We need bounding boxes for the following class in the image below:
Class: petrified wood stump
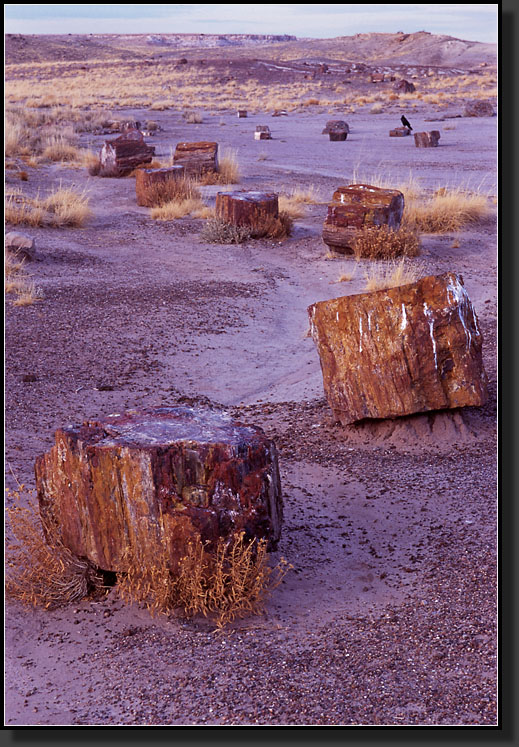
[389,126,411,137]
[414,131,441,148]
[322,184,405,253]
[322,120,350,135]
[463,100,495,117]
[35,407,284,573]
[307,273,488,426]
[329,129,348,141]
[135,165,185,206]
[215,191,278,227]
[394,79,416,93]
[173,141,219,176]
[99,130,155,177]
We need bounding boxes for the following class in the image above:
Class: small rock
[5,231,36,261]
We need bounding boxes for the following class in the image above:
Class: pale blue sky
[4,4,499,43]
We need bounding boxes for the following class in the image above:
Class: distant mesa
[145,34,297,48]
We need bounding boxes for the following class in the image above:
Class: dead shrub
[140,174,200,208]
[196,149,241,186]
[200,219,252,244]
[363,258,426,292]
[403,187,492,233]
[6,487,107,609]
[117,532,291,628]
[352,224,421,260]
[250,210,293,239]
[5,186,91,228]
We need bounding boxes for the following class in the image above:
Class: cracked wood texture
[172,141,219,176]
[414,131,441,148]
[322,184,404,253]
[35,407,283,572]
[135,165,185,206]
[308,273,488,425]
[215,191,278,226]
[99,130,155,176]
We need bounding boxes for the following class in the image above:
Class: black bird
[401,115,413,130]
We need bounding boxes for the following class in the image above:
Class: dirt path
[5,109,497,725]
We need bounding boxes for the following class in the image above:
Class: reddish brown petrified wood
[308,272,488,425]
[35,406,283,572]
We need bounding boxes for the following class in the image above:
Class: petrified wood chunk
[173,141,219,176]
[414,131,441,148]
[322,120,350,135]
[255,130,272,140]
[35,406,284,573]
[389,126,411,137]
[393,79,415,93]
[135,165,185,206]
[237,110,248,118]
[307,273,488,426]
[329,129,348,141]
[215,191,278,227]
[255,125,271,133]
[322,184,404,253]
[99,130,155,177]
[463,100,495,117]
[370,73,385,83]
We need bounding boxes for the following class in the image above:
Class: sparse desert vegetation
[5,185,92,227]
[5,27,497,728]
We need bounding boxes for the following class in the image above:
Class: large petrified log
[99,130,155,177]
[329,129,348,141]
[389,126,411,137]
[215,191,278,227]
[35,406,284,572]
[393,79,415,93]
[322,184,404,253]
[135,165,185,206]
[322,120,350,135]
[307,272,488,426]
[463,100,495,117]
[414,130,441,148]
[173,141,219,176]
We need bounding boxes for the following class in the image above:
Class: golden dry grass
[6,486,107,609]
[5,186,92,228]
[139,174,200,208]
[403,187,492,233]
[5,249,44,305]
[118,531,291,628]
[363,258,426,292]
[151,197,207,221]
[352,224,421,260]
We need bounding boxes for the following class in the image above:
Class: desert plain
[4,31,498,726]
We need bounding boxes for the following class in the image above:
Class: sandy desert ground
[5,35,498,727]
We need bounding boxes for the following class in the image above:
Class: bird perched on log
[401,115,413,130]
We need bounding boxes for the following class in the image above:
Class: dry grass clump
[6,487,107,609]
[118,532,291,628]
[183,109,203,123]
[5,252,44,305]
[279,184,324,217]
[200,219,252,244]
[403,187,492,233]
[5,186,92,228]
[352,224,421,260]
[141,175,201,208]
[6,484,290,627]
[151,197,208,221]
[201,211,292,243]
[196,149,241,186]
[364,258,426,292]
